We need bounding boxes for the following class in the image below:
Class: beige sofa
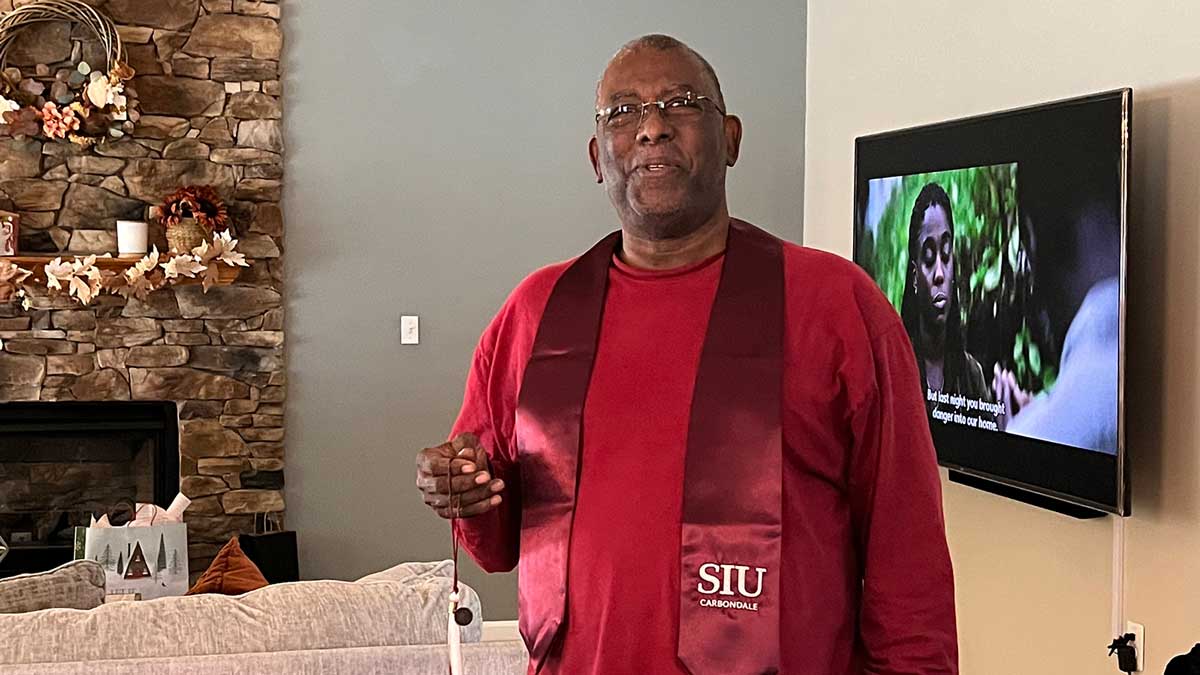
[0,560,528,674]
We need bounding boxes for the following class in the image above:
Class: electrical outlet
[1126,621,1145,672]
[401,315,420,345]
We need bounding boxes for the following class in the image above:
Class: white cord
[1111,515,1126,638]
[448,590,463,675]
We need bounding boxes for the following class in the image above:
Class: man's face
[917,203,954,331]
[589,48,740,239]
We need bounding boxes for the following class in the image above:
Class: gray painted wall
[282,1,805,619]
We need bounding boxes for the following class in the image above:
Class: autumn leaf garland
[45,253,103,305]
[0,261,30,302]
[0,231,249,310]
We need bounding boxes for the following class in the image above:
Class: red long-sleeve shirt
[452,241,958,674]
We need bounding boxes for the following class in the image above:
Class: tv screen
[853,89,1130,516]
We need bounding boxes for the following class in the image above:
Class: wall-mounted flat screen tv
[853,89,1131,516]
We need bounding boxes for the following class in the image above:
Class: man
[416,35,957,674]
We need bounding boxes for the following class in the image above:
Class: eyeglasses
[595,91,726,131]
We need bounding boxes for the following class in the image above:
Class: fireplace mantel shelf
[6,255,241,286]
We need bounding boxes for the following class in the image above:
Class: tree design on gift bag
[155,532,167,577]
[169,550,181,576]
[96,543,114,571]
[116,550,124,575]
[124,541,150,580]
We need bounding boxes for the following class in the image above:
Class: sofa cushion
[356,559,455,585]
[186,537,269,596]
[0,642,531,675]
[0,560,106,614]
[0,560,482,666]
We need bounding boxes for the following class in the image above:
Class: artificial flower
[36,102,80,140]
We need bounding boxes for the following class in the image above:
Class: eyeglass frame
[594,91,727,130]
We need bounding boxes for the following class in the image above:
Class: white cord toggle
[448,589,463,675]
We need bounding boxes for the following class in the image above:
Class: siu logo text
[696,563,766,612]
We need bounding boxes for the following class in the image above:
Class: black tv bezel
[852,89,1131,517]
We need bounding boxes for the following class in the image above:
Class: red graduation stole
[514,219,784,675]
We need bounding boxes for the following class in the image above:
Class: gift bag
[78,522,189,600]
[238,512,298,584]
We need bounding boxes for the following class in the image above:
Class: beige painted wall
[805,2,1200,673]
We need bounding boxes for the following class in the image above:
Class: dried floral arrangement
[0,231,249,310]
[0,0,136,147]
[159,186,231,232]
[157,185,231,253]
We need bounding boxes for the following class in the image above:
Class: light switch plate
[401,315,419,345]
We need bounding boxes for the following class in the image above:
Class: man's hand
[415,433,505,519]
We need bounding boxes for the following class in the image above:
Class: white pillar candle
[116,220,148,255]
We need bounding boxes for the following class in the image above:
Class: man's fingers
[453,448,488,474]
[435,494,502,519]
[416,453,482,486]
[423,480,505,508]
[415,441,482,474]
[415,443,455,474]
[417,470,493,495]
[418,448,486,476]
[454,496,502,517]
[451,433,481,454]
[417,433,497,519]
[450,434,490,471]
[417,455,451,478]
[451,454,482,475]
[417,455,497,491]
[472,446,491,469]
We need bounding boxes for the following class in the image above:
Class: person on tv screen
[901,183,994,411]
[997,198,1120,454]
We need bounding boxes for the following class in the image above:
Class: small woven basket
[166,218,208,254]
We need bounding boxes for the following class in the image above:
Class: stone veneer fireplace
[0,401,178,576]
[0,0,286,577]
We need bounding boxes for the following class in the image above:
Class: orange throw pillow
[186,536,269,596]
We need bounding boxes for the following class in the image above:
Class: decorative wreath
[0,0,136,147]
